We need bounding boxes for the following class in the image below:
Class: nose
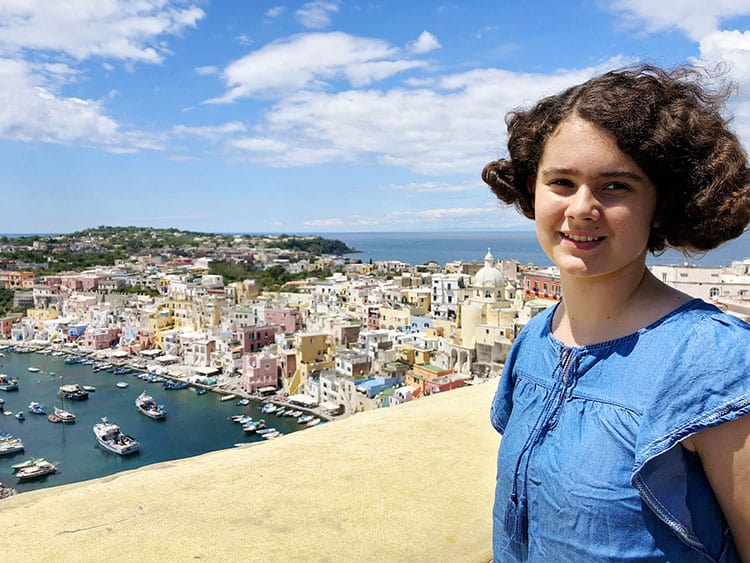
[566,186,600,221]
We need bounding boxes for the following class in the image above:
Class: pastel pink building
[241,351,279,394]
[263,307,301,334]
[238,325,279,354]
[83,327,121,350]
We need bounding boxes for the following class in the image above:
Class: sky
[2,1,750,235]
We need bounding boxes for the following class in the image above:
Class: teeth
[565,233,601,242]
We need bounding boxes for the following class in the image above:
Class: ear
[526,177,536,205]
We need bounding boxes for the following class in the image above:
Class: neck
[553,264,687,346]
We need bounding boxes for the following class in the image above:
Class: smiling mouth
[561,233,605,242]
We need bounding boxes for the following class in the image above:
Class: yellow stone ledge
[0,382,499,562]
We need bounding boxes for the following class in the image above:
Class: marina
[0,348,304,493]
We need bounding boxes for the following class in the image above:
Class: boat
[163,381,187,390]
[220,394,237,402]
[0,437,24,456]
[297,414,314,424]
[54,406,76,423]
[28,401,47,415]
[242,419,266,433]
[58,383,89,400]
[15,411,24,421]
[135,391,166,420]
[82,385,96,392]
[16,460,57,480]
[48,413,62,423]
[255,427,277,436]
[11,457,46,472]
[306,418,321,427]
[275,407,287,416]
[93,417,140,455]
[196,388,207,395]
[27,367,40,373]
[116,381,129,388]
[0,374,19,391]
[261,430,282,440]
[236,398,250,406]
[262,404,278,414]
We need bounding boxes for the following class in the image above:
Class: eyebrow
[539,167,645,181]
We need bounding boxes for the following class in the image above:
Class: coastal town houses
[4,238,748,420]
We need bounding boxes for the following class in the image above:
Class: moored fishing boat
[28,402,47,415]
[135,391,166,420]
[0,437,24,456]
[54,406,76,423]
[58,383,89,401]
[11,457,46,472]
[93,417,140,455]
[0,374,19,391]
[16,460,57,480]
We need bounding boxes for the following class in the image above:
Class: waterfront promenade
[0,380,497,562]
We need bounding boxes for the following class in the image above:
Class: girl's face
[532,116,658,282]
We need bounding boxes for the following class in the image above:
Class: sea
[330,230,750,268]
[0,351,302,494]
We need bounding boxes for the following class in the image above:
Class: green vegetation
[0,288,18,317]
[209,261,332,291]
[0,226,356,274]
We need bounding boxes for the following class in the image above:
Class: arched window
[709,287,720,299]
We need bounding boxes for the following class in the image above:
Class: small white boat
[28,401,47,415]
[116,381,129,388]
[219,394,237,402]
[135,391,166,420]
[93,417,140,455]
[27,367,40,373]
[306,418,321,427]
[82,385,96,392]
[0,438,24,456]
[16,460,57,480]
[54,406,76,423]
[11,457,46,472]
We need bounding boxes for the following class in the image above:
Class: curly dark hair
[482,64,750,252]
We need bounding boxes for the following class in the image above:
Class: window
[709,287,720,299]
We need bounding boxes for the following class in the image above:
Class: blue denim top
[491,299,750,562]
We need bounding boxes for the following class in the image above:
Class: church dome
[473,248,504,288]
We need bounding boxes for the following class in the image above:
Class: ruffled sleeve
[632,308,750,558]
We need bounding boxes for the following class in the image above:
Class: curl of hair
[483,64,750,252]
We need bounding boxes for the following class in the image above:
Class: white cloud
[408,31,441,54]
[0,0,205,63]
[295,1,340,29]
[265,6,286,19]
[609,0,750,41]
[302,206,528,230]
[698,29,750,85]
[195,65,218,76]
[172,122,247,141]
[228,62,614,174]
[380,181,479,193]
[0,57,119,144]
[205,32,422,103]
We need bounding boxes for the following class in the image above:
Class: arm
[690,413,750,561]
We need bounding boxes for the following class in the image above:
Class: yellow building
[379,307,410,331]
[25,308,59,321]
[287,332,334,395]
[400,287,431,316]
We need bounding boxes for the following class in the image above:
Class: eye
[549,178,574,188]
[602,182,630,192]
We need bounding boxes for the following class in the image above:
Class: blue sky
[2,1,750,234]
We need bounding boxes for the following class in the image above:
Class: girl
[483,65,750,561]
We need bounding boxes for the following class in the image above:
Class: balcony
[0,381,497,561]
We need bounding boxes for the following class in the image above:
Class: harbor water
[0,350,301,493]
